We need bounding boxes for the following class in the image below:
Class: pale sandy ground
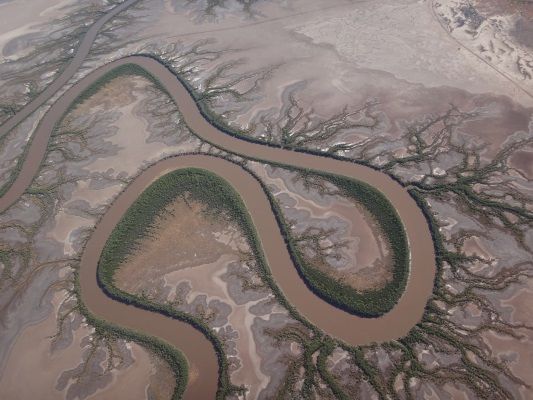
[1,75,197,397]
[420,383,472,400]
[41,76,198,395]
[0,292,89,400]
[68,180,120,208]
[71,76,191,175]
[251,162,392,291]
[138,0,532,108]
[115,199,249,290]
[164,259,271,399]
[434,0,533,93]
[294,0,532,103]
[48,76,198,256]
[89,0,533,177]
[0,0,531,398]
[0,0,78,59]
[116,198,274,397]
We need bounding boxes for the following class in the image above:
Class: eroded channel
[0,57,436,398]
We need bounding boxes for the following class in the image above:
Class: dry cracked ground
[0,0,532,399]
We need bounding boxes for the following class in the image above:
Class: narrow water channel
[1,56,436,399]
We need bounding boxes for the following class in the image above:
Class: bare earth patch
[114,195,305,398]
[0,290,163,400]
[250,162,392,292]
[1,0,532,397]
[115,197,249,292]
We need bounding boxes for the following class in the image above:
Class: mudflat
[1,56,436,398]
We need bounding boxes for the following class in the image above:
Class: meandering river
[0,3,436,398]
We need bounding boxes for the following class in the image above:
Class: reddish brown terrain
[0,0,532,399]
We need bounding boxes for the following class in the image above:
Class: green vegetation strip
[256,164,410,317]
[96,165,309,326]
[52,63,410,396]
[0,64,154,199]
[113,59,411,317]
[96,164,359,397]
[74,271,188,400]
[77,65,409,317]
[97,168,256,399]
[60,61,508,399]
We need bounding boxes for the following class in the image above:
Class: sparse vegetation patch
[260,165,410,317]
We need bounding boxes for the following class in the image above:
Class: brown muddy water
[0,0,140,145]
[0,56,436,398]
